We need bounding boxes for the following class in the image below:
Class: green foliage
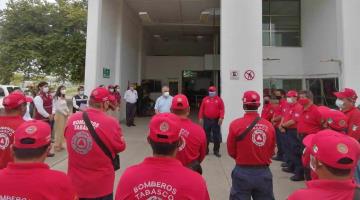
[0,0,87,84]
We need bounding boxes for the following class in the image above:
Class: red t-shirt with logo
[283,103,303,129]
[0,116,25,169]
[176,118,207,166]
[261,103,274,122]
[198,96,225,119]
[0,163,78,200]
[65,108,126,198]
[297,104,323,135]
[227,112,276,165]
[115,157,210,200]
[288,179,357,200]
[344,107,360,141]
[272,99,288,127]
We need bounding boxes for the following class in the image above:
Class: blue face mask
[209,92,216,97]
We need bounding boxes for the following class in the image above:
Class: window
[263,78,302,92]
[306,78,339,108]
[263,0,301,47]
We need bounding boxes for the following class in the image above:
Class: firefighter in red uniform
[65,87,126,200]
[199,86,225,157]
[280,90,303,181]
[227,91,276,200]
[261,94,274,122]
[0,91,31,169]
[271,89,287,162]
[296,90,324,181]
[115,113,210,200]
[289,130,360,200]
[334,88,360,183]
[0,120,78,199]
[170,94,207,174]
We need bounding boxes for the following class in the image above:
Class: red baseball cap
[3,91,32,109]
[148,113,181,144]
[208,86,217,92]
[303,130,360,170]
[324,109,348,131]
[242,91,260,105]
[171,94,189,110]
[287,90,298,97]
[14,120,52,149]
[90,87,110,103]
[334,88,358,102]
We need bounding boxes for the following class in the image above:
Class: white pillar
[84,0,103,95]
[221,0,263,140]
[338,0,360,105]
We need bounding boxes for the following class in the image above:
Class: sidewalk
[46,116,304,200]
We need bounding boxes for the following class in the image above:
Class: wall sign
[230,70,240,80]
[244,70,255,80]
[103,68,110,79]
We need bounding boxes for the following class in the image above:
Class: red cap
[324,109,348,131]
[208,86,217,92]
[148,113,181,144]
[14,120,52,149]
[171,94,189,110]
[334,88,358,102]
[242,91,260,105]
[303,130,360,170]
[2,91,32,109]
[90,87,110,103]
[287,90,298,97]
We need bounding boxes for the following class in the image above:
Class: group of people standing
[0,82,360,200]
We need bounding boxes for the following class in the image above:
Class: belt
[237,164,269,169]
[286,128,297,131]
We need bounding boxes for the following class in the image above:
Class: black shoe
[272,156,283,161]
[47,153,55,157]
[126,124,131,127]
[214,152,221,158]
[131,123,136,126]
[290,174,305,182]
[282,167,295,174]
[281,163,289,168]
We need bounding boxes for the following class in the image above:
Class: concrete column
[84,0,103,95]
[221,0,263,140]
[338,0,360,105]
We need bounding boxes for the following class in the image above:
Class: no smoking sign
[244,70,255,80]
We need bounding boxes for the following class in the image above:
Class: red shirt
[288,179,357,200]
[272,99,288,127]
[176,118,207,166]
[297,104,323,135]
[0,116,25,169]
[0,162,78,200]
[199,96,225,119]
[65,108,126,198]
[35,92,53,120]
[115,157,210,200]
[227,112,276,165]
[261,103,274,122]
[344,107,360,141]
[283,102,303,129]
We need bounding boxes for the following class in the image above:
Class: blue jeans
[355,160,360,184]
[275,128,284,159]
[230,166,275,200]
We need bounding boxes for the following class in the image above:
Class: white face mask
[163,92,170,97]
[43,87,49,93]
[109,89,114,93]
[117,89,120,92]
[287,97,293,104]
[61,89,66,95]
[79,90,84,95]
[336,99,345,109]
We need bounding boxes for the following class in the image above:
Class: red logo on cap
[25,126,37,135]
[160,122,169,132]
[337,143,349,154]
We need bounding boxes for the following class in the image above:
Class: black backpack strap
[236,116,261,141]
[82,112,114,161]
[354,186,360,200]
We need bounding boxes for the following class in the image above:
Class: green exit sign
[103,68,110,79]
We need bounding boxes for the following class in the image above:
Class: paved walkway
[46,116,304,200]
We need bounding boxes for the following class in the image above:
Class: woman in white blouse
[53,85,70,152]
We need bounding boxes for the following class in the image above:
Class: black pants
[275,128,284,160]
[126,102,136,125]
[79,193,113,200]
[203,118,221,153]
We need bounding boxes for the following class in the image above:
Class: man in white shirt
[154,86,173,114]
[124,84,138,127]
[72,86,88,113]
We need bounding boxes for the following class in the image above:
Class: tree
[0,0,87,84]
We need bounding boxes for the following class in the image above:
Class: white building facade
[84,0,360,139]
